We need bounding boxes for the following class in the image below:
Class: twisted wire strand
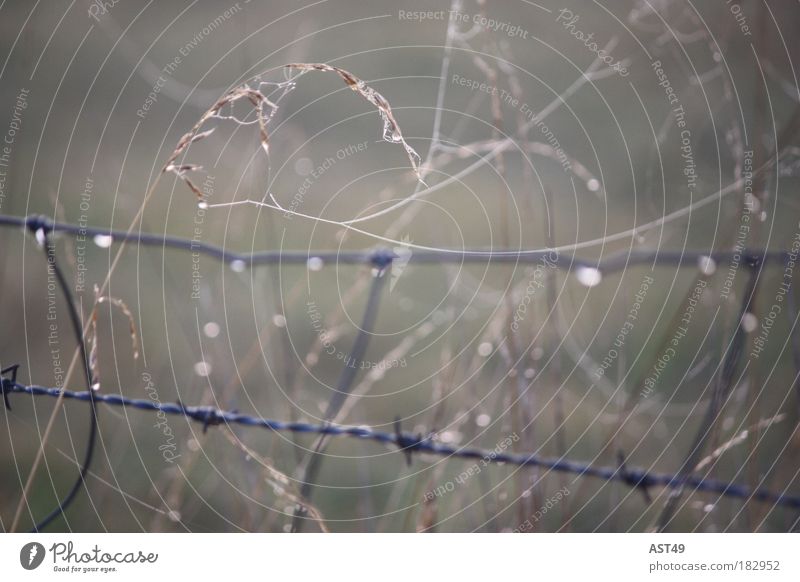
[2,379,799,510]
[0,213,790,270]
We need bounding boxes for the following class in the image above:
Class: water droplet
[524,368,536,379]
[194,361,212,377]
[203,322,220,338]
[167,510,181,522]
[439,430,462,444]
[273,314,287,328]
[307,256,324,271]
[294,157,314,176]
[476,414,491,427]
[91,382,101,392]
[741,312,758,333]
[198,201,208,210]
[586,178,600,192]
[432,310,448,325]
[478,342,493,357]
[230,259,246,272]
[575,266,602,287]
[531,347,544,361]
[703,503,715,513]
[390,131,402,142]
[305,353,319,366]
[93,234,113,248]
[698,255,716,276]
[35,228,46,246]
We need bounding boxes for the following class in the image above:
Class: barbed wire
[1,212,799,532]
[3,376,800,511]
[0,213,790,271]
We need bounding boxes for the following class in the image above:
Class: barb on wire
[2,378,799,510]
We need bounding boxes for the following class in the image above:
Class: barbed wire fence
[1,212,799,532]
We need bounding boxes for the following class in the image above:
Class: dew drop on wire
[197,201,209,210]
[273,314,287,328]
[93,234,113,248]
[478,342,493,357]
[741,312,758,333]
[439,430,462,444]
[194,361,212,377]
[698,255,716,276]
[294,157,314,176]
[586,178,600,192]
[307,256,324,271]
[575,266,602,287]
[203,322,220,338]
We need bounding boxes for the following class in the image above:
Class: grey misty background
[1,0,799,532]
